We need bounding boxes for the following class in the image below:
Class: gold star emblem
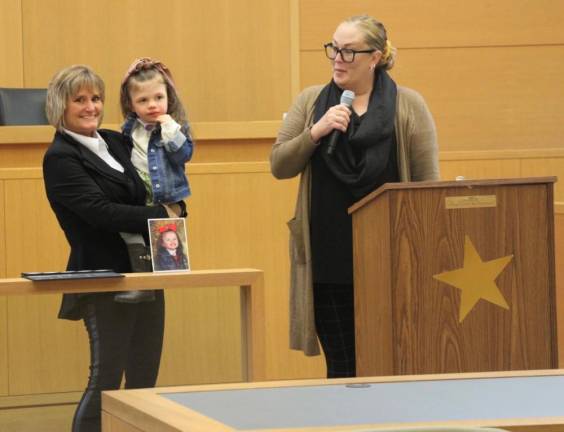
[433,235,512,322]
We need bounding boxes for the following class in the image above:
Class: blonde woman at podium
[270,15,439,378]
[43,65,183,432]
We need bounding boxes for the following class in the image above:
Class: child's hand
[157,114,173,124]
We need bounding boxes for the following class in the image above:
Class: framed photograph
[148,218,190,273]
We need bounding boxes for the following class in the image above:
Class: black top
[42,129,168,319]
[310,112,399,284]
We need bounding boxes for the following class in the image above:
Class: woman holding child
[42,64,186,432]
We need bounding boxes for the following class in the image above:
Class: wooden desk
[0,269,265,382]
[102,369,564,431]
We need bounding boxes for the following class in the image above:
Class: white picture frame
[148,218,190,272]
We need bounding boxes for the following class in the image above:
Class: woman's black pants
[313,283,356,378]
[72,291,165,432]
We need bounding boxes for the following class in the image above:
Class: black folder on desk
[21,270,124,281]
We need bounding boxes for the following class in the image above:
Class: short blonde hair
[343,15,396,70]
[46,65,105,131]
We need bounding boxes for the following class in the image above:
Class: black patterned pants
[313,283,356,378]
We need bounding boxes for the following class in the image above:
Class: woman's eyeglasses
[324,43,376,63]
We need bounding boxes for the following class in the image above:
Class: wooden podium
[348,177,557,376]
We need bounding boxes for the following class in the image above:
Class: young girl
[117,57,193,301]
[120,57,193,205]
[155,224,189,271]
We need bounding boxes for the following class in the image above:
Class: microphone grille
[341,90,355,106]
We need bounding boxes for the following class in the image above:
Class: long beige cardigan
[270,84,440,355]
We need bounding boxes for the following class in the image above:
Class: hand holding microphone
[309,90,355,153]
[326,90,355,155]
[310,91,355,148]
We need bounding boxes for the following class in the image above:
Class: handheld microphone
[327,90,355,155]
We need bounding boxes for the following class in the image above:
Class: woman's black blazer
[43,129,168,319]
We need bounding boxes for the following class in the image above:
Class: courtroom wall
[299,0,564,153]
[1,0,292,124]
[1,1,564,430]
[2,0,564,154]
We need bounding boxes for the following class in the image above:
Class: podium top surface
[348,176,557,214]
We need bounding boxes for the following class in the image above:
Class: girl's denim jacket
[122,114,194,204]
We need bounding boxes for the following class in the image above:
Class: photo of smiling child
[148,218,190,272]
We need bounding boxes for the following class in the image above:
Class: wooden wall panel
[0,297,6,397]
[20,0,291,124]
[392,47,564,153]
[4,179,88,394]
[0,144,48,169]
[0,180,7,396]
[0,0,23,86]
[300,46,564,152]
[158,287,243,385]
[4,179,69,276]
[521,158,564,203]
[0,180,5,275]
[439,157,563,201]
[299,0,564,50]
[184,165,324,379]
[556,210,564,367]
[190,139,273,164]
[0,137,275,169]
[438,159,521,182]
[7,295,88,394]
[0,404,75,432]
